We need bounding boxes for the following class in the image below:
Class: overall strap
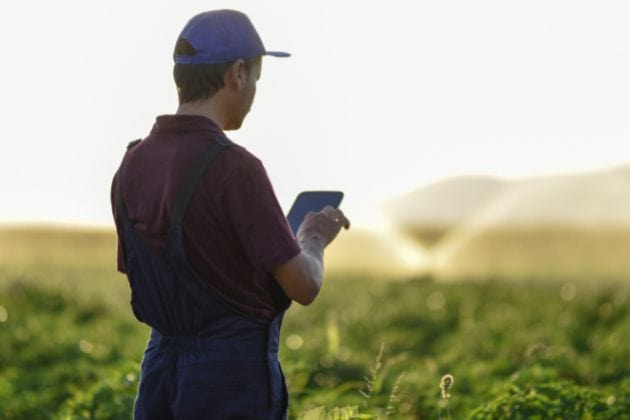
[171,137,233,225]
[114,139,142,223]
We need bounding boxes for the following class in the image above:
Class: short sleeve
[224,155,301,272]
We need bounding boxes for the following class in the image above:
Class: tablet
[286,191,344,234]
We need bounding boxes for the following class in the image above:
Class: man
[111,9,349,420]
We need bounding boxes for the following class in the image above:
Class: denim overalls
[114,137,289,419]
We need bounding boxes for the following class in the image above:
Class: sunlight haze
[1,0,629,229]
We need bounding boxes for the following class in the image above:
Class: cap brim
[265,51,291,58]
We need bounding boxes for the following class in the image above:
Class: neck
[176,98,228,129]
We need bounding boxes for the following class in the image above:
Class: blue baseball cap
[174,10,290,64]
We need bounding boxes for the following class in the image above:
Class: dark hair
[173,39,258,104]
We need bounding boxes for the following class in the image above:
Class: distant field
[1,226,629,419]
[404,224,630,281]
[0,226,128,307]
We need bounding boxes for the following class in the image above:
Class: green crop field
[0,226,629,419]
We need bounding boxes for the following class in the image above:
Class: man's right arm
[272,207,350,305]
[220,148,349,306]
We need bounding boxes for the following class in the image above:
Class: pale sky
[1,0,629,229]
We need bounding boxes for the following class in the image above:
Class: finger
[321,206,341,222]
[330,211,349,229]
[322,206,337,218]
[332,211,345,225]
[332,209,347,223]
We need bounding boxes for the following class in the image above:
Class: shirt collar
[150,114,222,135]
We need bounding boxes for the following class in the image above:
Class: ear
[223,59,247,91]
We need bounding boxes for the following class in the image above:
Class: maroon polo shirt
[111,115,301,320]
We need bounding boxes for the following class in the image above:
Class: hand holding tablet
[287,191,348,237]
